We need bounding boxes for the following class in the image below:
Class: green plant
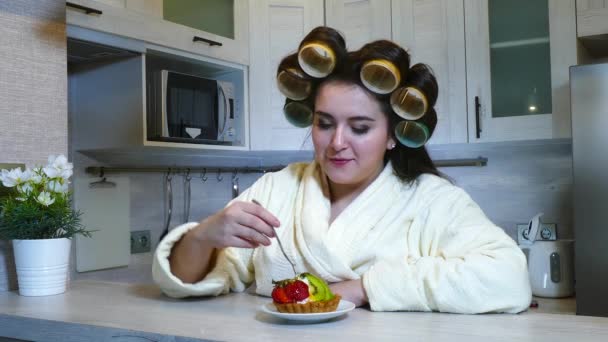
[0,155,91,240]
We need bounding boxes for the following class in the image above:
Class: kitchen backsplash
[70,139,573,285]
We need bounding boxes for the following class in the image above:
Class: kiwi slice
[301,273,334,301]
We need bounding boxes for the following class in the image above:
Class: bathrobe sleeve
[152,173,274,298]
[362,176,532,313]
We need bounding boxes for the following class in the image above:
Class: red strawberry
[284,280,309,302]
[271,286,291,304]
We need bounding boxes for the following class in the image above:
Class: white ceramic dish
[261,300,355,323]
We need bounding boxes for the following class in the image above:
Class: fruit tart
[271,272,341,313]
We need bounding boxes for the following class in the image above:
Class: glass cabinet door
[465,0,554,142]
[163,0,236,39]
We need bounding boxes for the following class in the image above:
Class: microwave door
[161,70,170,137]
[217,84,228,140]
[163,71,217,140]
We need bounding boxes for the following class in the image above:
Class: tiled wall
[73,139,573,284]
[0,0,67,292]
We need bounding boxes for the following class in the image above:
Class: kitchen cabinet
[324,0,392,50]
[274,0,466,146]
[68,37,249,153]
[464,0,577,142]
[66,0,249,65]
[326,0,576,144]
[393,0,468,145]
[320,0,468,145]
[576,0,608,37]
[248,0,324,151]
[91,0,163,18]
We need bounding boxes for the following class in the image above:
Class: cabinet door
[393,0,467,145]
[464,0,576,142]
[249,0,324,151]
[576,0,608,37]
[91,0,163,18]
[325,0,391,50]
[67,0,249,65]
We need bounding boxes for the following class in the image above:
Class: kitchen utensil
[159,171,173,242]
[183,170,191,223]
[231,170,239,199]
[251,199,296,276]
[519,213,574,297]
[74,177,130,272]
[521,239,575,298]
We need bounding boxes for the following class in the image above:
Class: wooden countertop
[0,280,605,341]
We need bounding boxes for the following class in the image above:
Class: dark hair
[280,27,445,183]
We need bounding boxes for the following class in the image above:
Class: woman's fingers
[227,236,259,249]
[242,202,281,228]
[237,212,276,238]
[234,223,272,246]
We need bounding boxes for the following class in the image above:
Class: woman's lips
[329,158,352,167]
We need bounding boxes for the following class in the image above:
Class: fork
[252,199,297,276]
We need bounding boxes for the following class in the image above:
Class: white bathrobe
[152,161,532,314]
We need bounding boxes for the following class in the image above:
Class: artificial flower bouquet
[0,155,90,240]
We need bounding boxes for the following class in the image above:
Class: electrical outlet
[517,223,557,245]
[131,230,151,254]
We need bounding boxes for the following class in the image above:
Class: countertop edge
[0,313,211,342]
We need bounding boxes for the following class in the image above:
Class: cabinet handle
[66,2,102,15]
[193,36,223,47]
[475,96,482,139]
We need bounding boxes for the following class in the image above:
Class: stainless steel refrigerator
[571,62,608,317]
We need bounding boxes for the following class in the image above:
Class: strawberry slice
[271,286,291,303]
[284,280,309,302]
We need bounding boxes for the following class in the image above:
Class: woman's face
[312,82,395,189]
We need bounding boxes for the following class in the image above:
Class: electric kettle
[520,213,575,298]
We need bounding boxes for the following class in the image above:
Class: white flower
[17,183,33,195]
[46,180,69,193]
[43,155,73,180]
[0,168,32,187]
[36,191,55,206]
[29,170,43,185]
[16,197,27,202]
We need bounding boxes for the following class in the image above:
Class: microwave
[154,70,237,145]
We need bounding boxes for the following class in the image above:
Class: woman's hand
[329,279,369,307]
[193,201,281,249]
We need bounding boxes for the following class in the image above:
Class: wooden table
[0,280,605,341]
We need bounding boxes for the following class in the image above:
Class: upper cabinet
[393,0,468,145]
[464,0,577,143]
[576,0,608,37]
[321,0,467,145]
[324,0,391,50]
[576,0,608,58]
[248,0,324,151]
[66,0,249,65]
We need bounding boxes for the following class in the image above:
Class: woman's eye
[352,126,370,135]
[316,121,333,130]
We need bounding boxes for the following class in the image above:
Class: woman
[152,27,531,314]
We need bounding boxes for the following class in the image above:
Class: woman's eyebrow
[315,111,333,119]
[315,111,375,122]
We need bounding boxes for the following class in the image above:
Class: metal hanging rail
[84,157,487,177]
[85,165,286,177]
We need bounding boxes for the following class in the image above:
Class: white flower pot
[12,238,71,296]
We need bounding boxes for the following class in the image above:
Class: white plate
[260,300,355,323]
